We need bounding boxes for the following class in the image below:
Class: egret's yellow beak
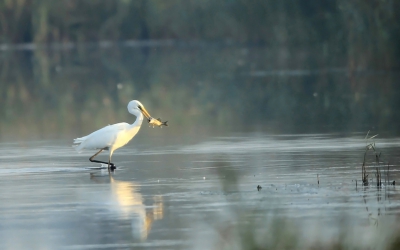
[139,105,151,120]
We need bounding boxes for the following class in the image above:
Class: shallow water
[1,133,400,249]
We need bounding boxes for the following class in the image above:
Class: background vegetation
[1,0,399,69]
[0,0,399,140]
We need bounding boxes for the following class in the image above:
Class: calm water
[1,133,400,249]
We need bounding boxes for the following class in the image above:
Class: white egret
[73,100,151,172]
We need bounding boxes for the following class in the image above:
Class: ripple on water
[1,135,400,249]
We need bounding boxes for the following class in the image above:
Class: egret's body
[73,100,151,171]
[75,122,141,153]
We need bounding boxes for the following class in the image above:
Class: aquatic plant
[360,131,395,188]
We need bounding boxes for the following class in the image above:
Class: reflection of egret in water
[90,174,163,240]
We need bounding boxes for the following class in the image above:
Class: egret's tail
[72,136,87,152]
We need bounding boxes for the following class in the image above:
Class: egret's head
[127,100,151,119]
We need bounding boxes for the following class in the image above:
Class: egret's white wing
[75,123,129,151]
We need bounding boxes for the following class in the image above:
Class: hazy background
[2,2,400,249]
[1,0,399,141]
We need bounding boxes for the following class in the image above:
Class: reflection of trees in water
[90,174,163,240]
[1,46,399,140]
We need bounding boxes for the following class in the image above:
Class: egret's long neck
[130,112,144,129]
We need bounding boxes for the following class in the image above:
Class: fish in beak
[148,117,168,128]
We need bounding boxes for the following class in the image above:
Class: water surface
[1,133,400,249]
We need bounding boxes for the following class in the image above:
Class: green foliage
[1,0,399,70]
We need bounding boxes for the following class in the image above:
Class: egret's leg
[90,149,103,160]
[106,159,116,173]
[89,148,116,168]
[108,152,116,171]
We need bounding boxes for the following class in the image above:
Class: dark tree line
[1,0,399,70]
